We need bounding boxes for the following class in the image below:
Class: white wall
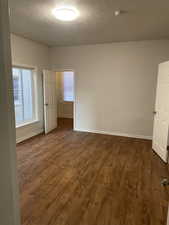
[11,34,50,142]
[50,40,169,139]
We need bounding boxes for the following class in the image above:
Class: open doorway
[56,71,75,130]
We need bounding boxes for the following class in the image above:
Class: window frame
[12,64,39,128]
[61,71,75,103]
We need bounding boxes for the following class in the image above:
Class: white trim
[16,128,44,143]
[16,119,39,128]
[32,68,39,122]
[12,63,38,70]
[74,128,152,140]
[73,71,76,130]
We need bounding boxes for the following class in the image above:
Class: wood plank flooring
[17,118,169,225]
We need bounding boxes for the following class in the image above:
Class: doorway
[56,71,75,130]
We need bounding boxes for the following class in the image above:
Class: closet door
[43,70,57,134]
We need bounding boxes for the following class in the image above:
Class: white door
[152,61,169,162]
[43,70,57,134]
[167,206,169,225]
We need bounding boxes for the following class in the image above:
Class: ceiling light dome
[53,7,79,21]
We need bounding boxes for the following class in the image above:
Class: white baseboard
[16,128,44,143]
[74,128,152,140]
[16,127,152,143]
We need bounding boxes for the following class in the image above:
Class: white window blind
[62,71,74,102]
[12,67,37,126]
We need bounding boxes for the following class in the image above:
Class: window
[12,67,37,127]
[62,71,74,102]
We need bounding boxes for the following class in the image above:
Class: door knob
[153,111,157,114]
[45,103,49,106]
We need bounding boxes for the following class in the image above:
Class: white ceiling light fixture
[114,10,122,16]
[53,7,79,21]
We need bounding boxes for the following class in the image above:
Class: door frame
[54,69,76,130]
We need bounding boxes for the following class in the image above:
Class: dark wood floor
[17,118,169,225]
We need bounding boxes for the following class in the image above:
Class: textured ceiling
[9,0,169,46]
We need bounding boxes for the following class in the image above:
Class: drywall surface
[50,40,169,139]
